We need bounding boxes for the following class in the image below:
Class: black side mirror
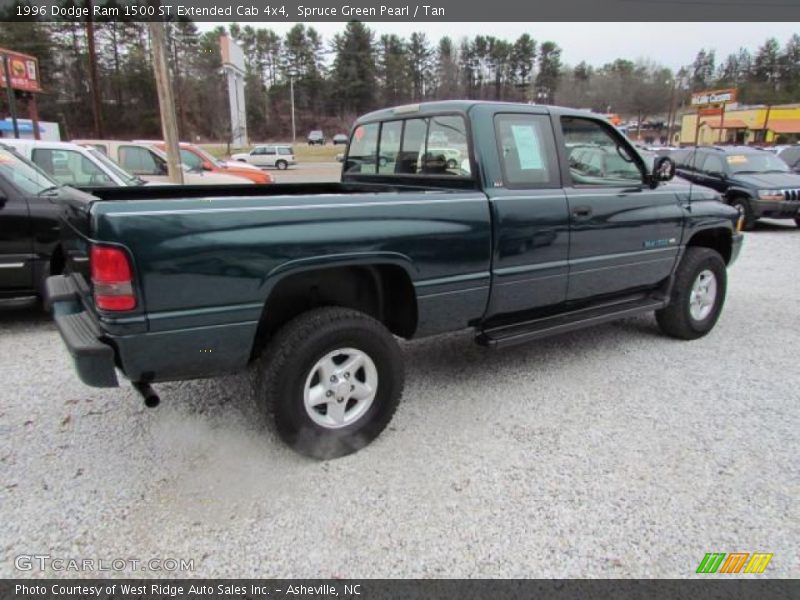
[652,156,676,183]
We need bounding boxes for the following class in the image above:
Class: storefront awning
[766,119,800,134]
[701,118,748,129]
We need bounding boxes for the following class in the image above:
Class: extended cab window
[561,117,642,186]
[495,114,559,187]
[700,153,726,176]
[346,115,471,177]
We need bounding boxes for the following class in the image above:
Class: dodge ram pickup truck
[46,101,744,458]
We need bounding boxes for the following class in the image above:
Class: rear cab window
[344,114,472,179]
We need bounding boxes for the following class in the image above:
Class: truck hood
[221,160,259,171]
[729,172,800,189]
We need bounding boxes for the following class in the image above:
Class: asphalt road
[0,220,798,578]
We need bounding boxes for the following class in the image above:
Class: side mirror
[652,156,675,183]
[202,163,213,171]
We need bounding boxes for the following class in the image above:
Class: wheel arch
[686,226,734,264]
[250,256,419,360]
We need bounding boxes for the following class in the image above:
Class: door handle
[572,206,593,219]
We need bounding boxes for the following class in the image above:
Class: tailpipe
[133,381,160,408]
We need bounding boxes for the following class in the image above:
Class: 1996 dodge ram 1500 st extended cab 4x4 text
[46,101,743,458]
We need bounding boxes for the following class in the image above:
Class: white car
[3,139,148,187]
[231,144,296,169]
[72,140,253,185]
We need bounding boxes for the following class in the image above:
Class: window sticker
[726,155,748,165]
[510,124,544,169]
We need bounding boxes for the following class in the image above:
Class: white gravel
[1,219,798,579]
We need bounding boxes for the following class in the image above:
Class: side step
[477,296,668,349]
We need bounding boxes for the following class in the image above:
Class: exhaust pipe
[133,381,160,408]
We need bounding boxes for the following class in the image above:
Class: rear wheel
[254,307,404,459]
[276,159,288,170]
[656,247,727,340]
[730,196,755,230]
[446,158,457,169]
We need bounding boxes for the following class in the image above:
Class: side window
[378,120,402,174]
[422,116,469,176]
[32,149,112,186]
[560,117,642,185]
[119,146,159,175]
[397,118,427,175]
[277,147,293,156]
[251,147,265,155]
[180,149,203,170]
[700,153,725,175]
[264,147,277,156]
[495,113,559,187]
[345,122,380,174]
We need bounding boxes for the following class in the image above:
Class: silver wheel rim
[689,269,717,321]
[303,347,378,430]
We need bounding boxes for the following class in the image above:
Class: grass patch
[199,143,342,162]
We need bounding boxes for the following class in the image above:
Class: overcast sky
[197,22,799,70]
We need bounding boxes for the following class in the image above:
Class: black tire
[656,247,727,340]
[795,217,800,228]
[730,195,755,231]
[446,158,457,169]
[276,159,288,170]
[255,307,404,459]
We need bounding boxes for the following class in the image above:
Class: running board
[477,296,668,349]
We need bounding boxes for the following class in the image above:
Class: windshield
[726,152,790,174]
[87,147,141,185]
[0,145,60,194]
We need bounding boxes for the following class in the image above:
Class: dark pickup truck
[47,101,744,458]
[0,145,65,307]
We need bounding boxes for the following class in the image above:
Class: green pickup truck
[47,101,743,458]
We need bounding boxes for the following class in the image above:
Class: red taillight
[91,245,136,311]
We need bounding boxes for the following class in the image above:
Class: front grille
[782,189,800,201]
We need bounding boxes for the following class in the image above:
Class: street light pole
[289,74,296,143]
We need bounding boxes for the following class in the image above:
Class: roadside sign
[691,88,736,107]
[0,47,42,93]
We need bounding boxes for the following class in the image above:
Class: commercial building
[679,103,800,145]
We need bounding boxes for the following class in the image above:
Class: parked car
[73,140,253,185]
[307,130,325,145]
[230,145,296,170]
[0,143,92,306]
[147,142,273,184]
[47,101,742,460]
[673,145,800,229]
[332,134,348,145]
[777,145,800,173]
[3,139,147,188]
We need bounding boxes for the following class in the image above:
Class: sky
[197,22,800,71]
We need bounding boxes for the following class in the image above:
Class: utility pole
[86,0,103,138]
[149,22,183,184]
[2,54,19,138]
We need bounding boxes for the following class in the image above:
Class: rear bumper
[45,275,119,388]
[751,199,800,219]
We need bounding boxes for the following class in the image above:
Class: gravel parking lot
[1,220,798,579]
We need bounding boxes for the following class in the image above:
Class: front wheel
[276,160,288,170]
[656,247,727,340]
[730,196,755,231]
[255,307,404,459]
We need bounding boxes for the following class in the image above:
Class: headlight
[758,189,784,201]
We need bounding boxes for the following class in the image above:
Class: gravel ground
[0,220,798,579]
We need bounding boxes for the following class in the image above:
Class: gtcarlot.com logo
[696,552,773,574]
[15,554,195,572]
